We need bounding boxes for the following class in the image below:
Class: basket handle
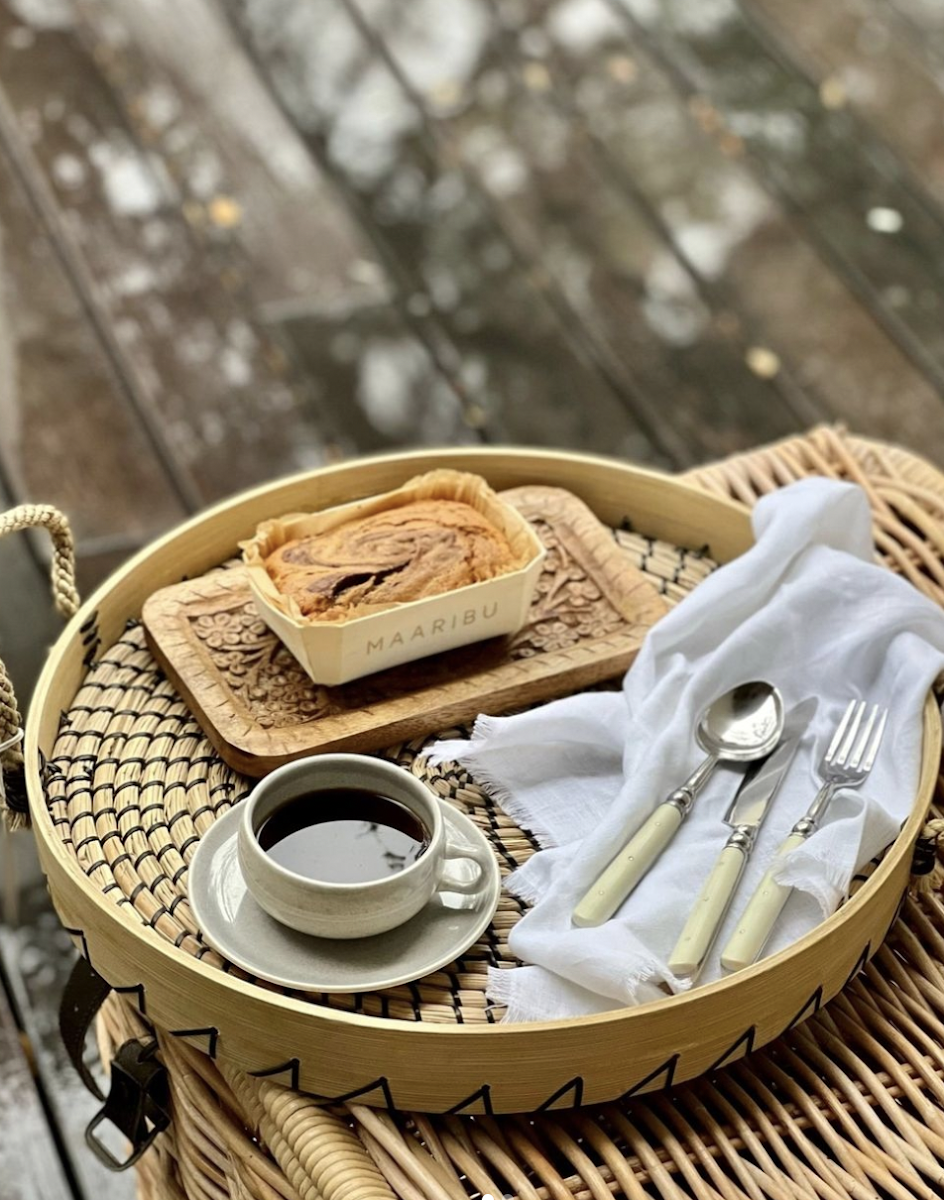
[0,504,80,830]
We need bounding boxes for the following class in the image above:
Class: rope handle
[0,505,80,830]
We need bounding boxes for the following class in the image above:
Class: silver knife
[667,697,817,981]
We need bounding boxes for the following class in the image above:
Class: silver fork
[720,700,888,972]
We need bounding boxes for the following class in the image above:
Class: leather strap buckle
[85,1039,170,1170]
[61,955,171,1170]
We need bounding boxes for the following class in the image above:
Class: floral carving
[509,519,624,658]
[192,605,337,728]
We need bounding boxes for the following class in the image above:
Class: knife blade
[667,697,817,981]
[724,697,818,834]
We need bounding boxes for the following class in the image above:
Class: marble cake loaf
[263,498,521,621]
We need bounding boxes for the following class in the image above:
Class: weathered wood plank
[345,0,813,464]
[0,939,74,1200]
[0,137,186,545]
[608,0,944,402]
[272,301,485,453]
[77,0,392,315]
[0,0,335,504]
[0,883,135,1200]
[494,0,944,459]
[3,0,486,461]
[228,0,671,465]
[742,0,944,210]
[887,0,944,67]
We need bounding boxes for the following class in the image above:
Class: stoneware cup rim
[238,752,444,893]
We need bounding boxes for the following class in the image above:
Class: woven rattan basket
[13,426,944,1198]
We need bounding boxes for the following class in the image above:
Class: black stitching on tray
[844,943,871,988]
[41,755,64,781]
[160,781,192,797]
[538,1076,585,1111]
[140,802,166,818]
[783,987,823,1035]
[618,1054,679,1101]
[148,906,169,927]
[178,835,199,857]
[446,1084,492,1115]
[170,1027,219,1058]
[318,1077,396,1111]
[63,925,91,962]
[94,807,118,821]
[133,848,157,870]
[114,982,147,1016]
[113,780,147,797]
[113,708,190,723]
[405,980,423,1021]
[168,810,192,829]
[128,883,146,904]
[171,864,188,886]
[96,656,151,673]
[110,852,132,871]
[249,1059,300,1090]
[168,895,187,916]
[155,842,177,861]
[84,859,108,876]
[708,1028,756,1073]
[444,970,463,1024]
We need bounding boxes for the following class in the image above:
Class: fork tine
[825,700,857,765]
[861,708,888,774]
[849,704,879,769]
[835,701,866,766]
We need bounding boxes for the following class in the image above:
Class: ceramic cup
[237,753,494,939]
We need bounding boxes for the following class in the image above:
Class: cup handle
[438,838,493,895]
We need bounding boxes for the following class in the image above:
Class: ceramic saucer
[187,802,502,993]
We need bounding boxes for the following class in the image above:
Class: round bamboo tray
[27,438,941,1114]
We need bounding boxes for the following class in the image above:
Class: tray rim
[26,446,940,1112]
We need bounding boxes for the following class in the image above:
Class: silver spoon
[572,681,784,928]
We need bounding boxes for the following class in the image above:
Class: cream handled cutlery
[572,681,784,928]
[721,699,888,972]
[668,698,817,980]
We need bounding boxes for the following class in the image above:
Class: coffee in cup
[237,754,492,939]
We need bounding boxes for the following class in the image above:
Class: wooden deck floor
[3,0,944,1194]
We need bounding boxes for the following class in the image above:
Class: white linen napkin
[429,479,944,1022]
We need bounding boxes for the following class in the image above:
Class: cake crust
[264,498,518,620]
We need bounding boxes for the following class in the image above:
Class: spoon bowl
[698,680,784,763]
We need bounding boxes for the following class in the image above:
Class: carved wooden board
[142,486,667,774]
